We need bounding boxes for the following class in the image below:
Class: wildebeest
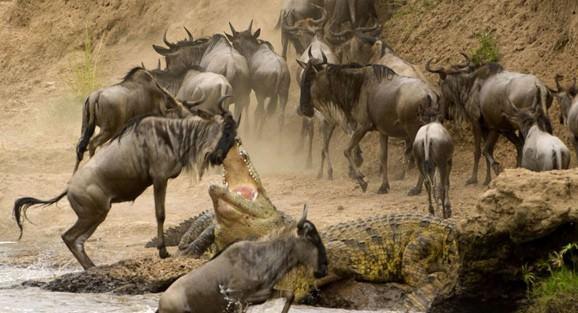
[73,67,191,172]
[13,110,237,270]
[507,106,570,171]
[299,56,438,193]
[324,0,379,43]
[157,206,327,313]
[150,65,233,117]
[427,57,553,185]
[552,75,578,160]
[297,47,363,179]
[277,0,327,59]
[154,32,251,123]
[227,22,291,134]
[411,117,454,218]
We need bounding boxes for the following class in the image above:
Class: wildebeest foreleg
[63,190,110,270]
[344,124,373,192]
[482,130,500,185]
[281,292,295,313]
[319,120,336,180]
[377,134,391,194]
[153,180,170,259]
[466,123,483,185]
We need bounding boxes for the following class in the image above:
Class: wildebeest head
[552,74,577,125]
[153,28,211,70]
[427,56,503,121]
[296,205,328,279]
[297,48,329,117]
[337,31,392,64]
[281,4,328,53]
[207,109,238,166]
[225,21,262,58]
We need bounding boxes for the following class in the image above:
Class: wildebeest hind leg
[377,134,390,194]
[466,124,483,185]
[88,130,113,157]
[63,191,110,270]
[319,121,336,180]
[504,131,523,167]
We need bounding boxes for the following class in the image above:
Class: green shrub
[68,27,105,98]
[470,31,500,66]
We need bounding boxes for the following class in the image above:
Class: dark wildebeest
[552,75,578,160]
[73,67,191,172]
[506,106,570,171]
[427,57,554,185]
[297,47,363,179]
[412,116,454,218]
[157,206,327,313]
[13,110,237,270]
[153,32,251,124]
[227,22,291,134]
[276,0,327,59]
[150,65,233,116]
[299,56,438,193]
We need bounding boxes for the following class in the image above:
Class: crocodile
[150,139,461,311]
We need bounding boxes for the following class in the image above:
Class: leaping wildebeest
[153,32,251,123]
[74,67,191,172]
[13,108,237,270]
[299,55,438,193]
[227,22,291,134]
[427,56,554,185]
[552,75,578,160]
[157,206,328,313]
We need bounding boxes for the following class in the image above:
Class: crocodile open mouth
[209,139,267,223]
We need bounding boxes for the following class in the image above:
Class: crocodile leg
[179,225,216,258]
[177,212,215,251]
[145,210,214,248]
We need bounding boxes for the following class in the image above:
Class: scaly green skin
[156,141,460,310]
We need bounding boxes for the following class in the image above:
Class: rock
[248,298,405,313]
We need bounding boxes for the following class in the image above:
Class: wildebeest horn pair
[307,47,327,64]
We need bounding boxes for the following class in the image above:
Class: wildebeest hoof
[358,179,368,192]
[377,184,390,194]
[407,187,421,196]
[492,163,503,175]
[159,248,170,259]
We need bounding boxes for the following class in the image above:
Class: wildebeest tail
[74,96,96,172]
[423,130,436,200]
[13,190,67,240]
[535,84,553,133]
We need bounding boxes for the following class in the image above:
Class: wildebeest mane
[121,66,146,82]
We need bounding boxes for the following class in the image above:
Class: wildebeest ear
[296,59,307,69]
[153,45,171,55]
[253,28,261,38]
[224,32,234,42]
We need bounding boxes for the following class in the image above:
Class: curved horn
[554,74,564,92]
[356,21,381,34]
[229,22,238,35]
[311,4,327,25]
[297,204,308,227]
[426,58,446,74]
[218,95,231,113]
[456,52,472,68]
[141,62,146,69]
[183,94,207,108]
[153,44,172,56]
[163,29,175,48]
[328,27,354,41]
[184,27,193,41]
[321,50,328,64]
[308,46,314,59]
[248,19,253,33]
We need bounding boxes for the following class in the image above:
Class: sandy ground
[0,0,576,272]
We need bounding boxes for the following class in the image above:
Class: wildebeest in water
[12,110,238,270]
[157,206,328,313]
[74,67,192,172]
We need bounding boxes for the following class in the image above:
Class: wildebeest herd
[10,0,578,312]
